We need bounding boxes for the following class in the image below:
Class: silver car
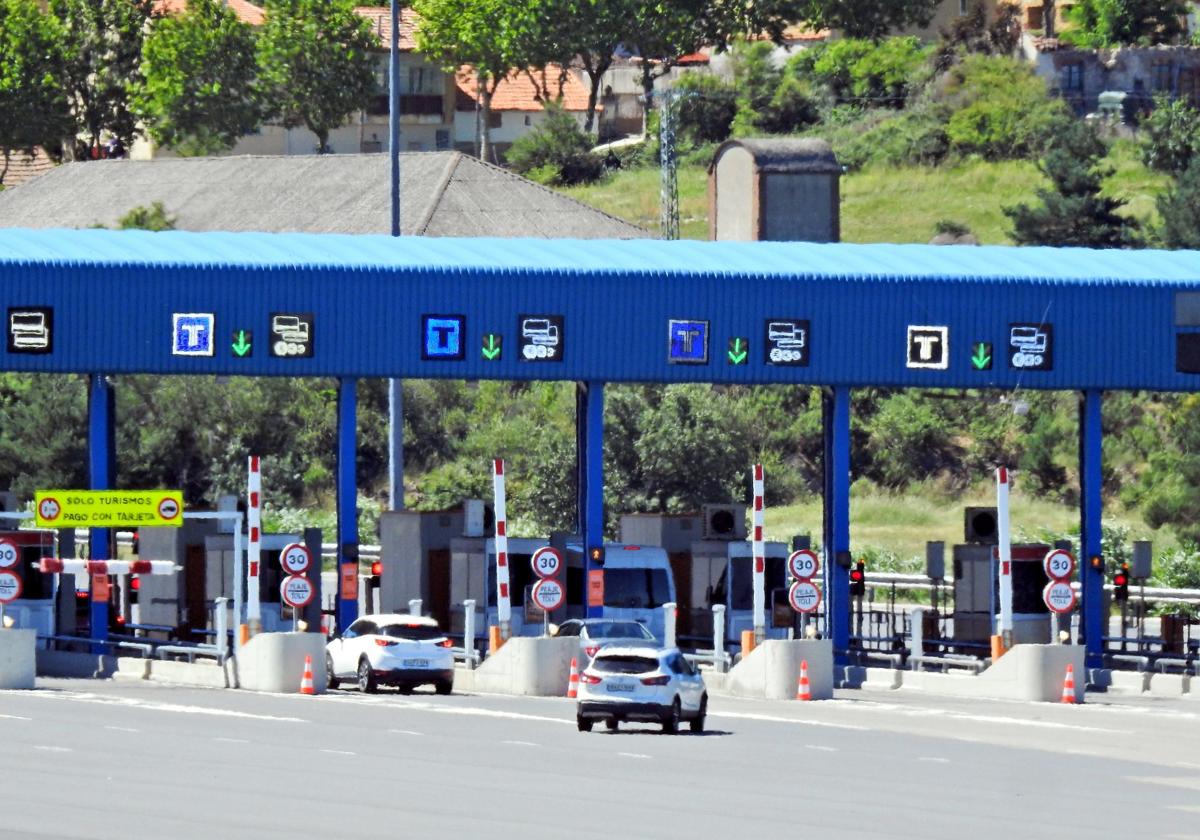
[554,618,657,663]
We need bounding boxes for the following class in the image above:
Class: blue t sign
[172,313,214,357]
[668,319,709,364]
[422,314,465,360]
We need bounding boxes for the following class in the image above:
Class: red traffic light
[130,577,140,591]
[849,569,864,582]
[371,561,382,577]
[1113,573,1128,587]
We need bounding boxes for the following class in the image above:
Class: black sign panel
[7,307,52,354]
[1177,334,1200,373]
[906,326,948,370]
[518,314,563,362]
[1007,323,1053,371]
[269,313,314,358]
[764,319,809,366]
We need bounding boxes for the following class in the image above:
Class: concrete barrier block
[1147,672,1187,697]
[149,659,229,689]
[235,631,327,694]
[472,636,577,696]
[725,639,834,700]
[36,648,117,679]
[113,656,150,681]
[0,629,37,689]
[902,644,1085,702]
[1104,669,1150,695]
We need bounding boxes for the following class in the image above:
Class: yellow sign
[34,490,184,528]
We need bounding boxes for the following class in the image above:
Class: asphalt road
[1,679,1197,840]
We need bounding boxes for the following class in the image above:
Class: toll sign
[281,575,315,608]
[34,490,184,528]
[531,578,565,612]
[788,580,822,613]
[1042,580,1076,614]
[0,569,22,602]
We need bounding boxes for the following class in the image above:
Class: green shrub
[1140,95,1200,175]
[674,72,737,145]
[839,106,949,169]
[506,102,604,186]
[793,37,930,109]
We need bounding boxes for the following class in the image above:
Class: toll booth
[0,529,61,638]
[954,542,1053,647]
[619,514,701,636]
[205,529,321,633]
[448,536,553,643]
[378,507,467,627]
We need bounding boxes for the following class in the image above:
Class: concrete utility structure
[3,228,1200,666]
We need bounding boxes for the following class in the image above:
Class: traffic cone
[1060,663,1078,704]
[300,654,315,695]
[796,659,812,701]
[566,657,580,699]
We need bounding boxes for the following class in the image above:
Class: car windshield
[592,655,660,675]
[378,624,444,641]
[603,569,672,609]
[587,621,653,640]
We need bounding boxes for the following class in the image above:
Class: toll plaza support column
[823,386,851,665]
[578,381,605,619]
[336,377,359,633]
[88,373,115,652]
[1079,389,1104,668]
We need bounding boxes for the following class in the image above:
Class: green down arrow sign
[727,337,748,365]
[481,333,502,360]
[971,342,992,370]
[232,330,252,357]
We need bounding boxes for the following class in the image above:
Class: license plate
[606,682,635,693]
[402,659,429,668]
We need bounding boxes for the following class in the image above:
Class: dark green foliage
[793,0,940,41]
[0,0,71,178]
[505,102,604,186]
[1157,162,1200,249]
[133,0,260,156]
[932,0,1022,71]
[833,105,949,169]
[1063,0,1190,48]
[1140,95,1200,175]
[0,374,87,500]
[1005,117,1142,248]
[117,202,176,231]
[674,73,737,145]
[795,37,929,109]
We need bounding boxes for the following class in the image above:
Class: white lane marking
[388,729,424,737]
[502,740,538,747]
[846,701,1127,734]
[214,737,249,744]
[15,691,306,723]
[1126,776,1200,792]
[710,711,866,731]
[1176,762,1200,771]
[320,749,357,756]
[618,752,652,759]
[104,725,140,733]
[34,745,72,753]
[0,713,32,721]
[918,757,950,764]
[806,744,837,752]
[410,705,572,726]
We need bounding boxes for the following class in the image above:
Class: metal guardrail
[866,570,1200,605]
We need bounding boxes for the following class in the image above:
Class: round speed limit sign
[0,539,18,569]
[1042,580,1077,614]
[788,549,820,581]
[530,546,562,579]
[279,542,312,575]
[788,580,822,613]
[1043,549,1075,581]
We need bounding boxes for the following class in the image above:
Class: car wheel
[577,716,593,732]
[605,718,619,732]
[662,698,681,734]
[326,654,339,690]
[357,658,377,694]
[690,695,707,734]
[435,679,453,696]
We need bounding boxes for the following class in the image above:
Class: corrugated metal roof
[0,228,1197,286]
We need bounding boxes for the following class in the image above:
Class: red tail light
[374,638,398,647]
[640,675,670,686]
[439,638,453,648]
[584,645,599,658]
[580,673,601,685]
[76,590,89,599]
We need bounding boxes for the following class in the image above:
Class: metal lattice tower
[659,90,679,241]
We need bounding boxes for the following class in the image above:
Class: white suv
[576,647,707,734]
[326,614,455,694]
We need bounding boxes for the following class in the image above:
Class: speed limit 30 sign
[530,546,562,579]
[788,549,820,581]
[1043,549,1075,581]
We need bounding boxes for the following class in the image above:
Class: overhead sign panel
[518,315,563,361]
[907,325,948,370]
[1008,323,1053,371]
[34,490,184,528]
[270,313,314,358]
[765,319,808,366]
[668,319,709,364]
[422,314,465,360]
[172,313,214,357]
[7,307,52,354]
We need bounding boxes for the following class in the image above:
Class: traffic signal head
[588,546,605,567]
[370,561,382,578]
[1113,562,1129,602]
[849,560,866,597]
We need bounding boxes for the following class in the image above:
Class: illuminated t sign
[422,314,465,360]
[906,325,948,370]
[668,319,709,364]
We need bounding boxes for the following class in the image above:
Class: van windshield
[603,569,671,609]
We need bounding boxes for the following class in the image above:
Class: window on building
[524,114,532,126]
[1152,62,1173,92]
[488,112,502,129]
[1062,63,1084,91]
[435,129,450,150]
[1180,68,1200,107]
[959,0,968,13]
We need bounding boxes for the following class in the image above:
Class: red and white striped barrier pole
[40,558,177,575]
[752,463,766,644]
[995,466,1013,655]
[493,458,512,641]
[247,455,263,634]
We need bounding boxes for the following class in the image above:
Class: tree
[256,0,377,154]
[51,0,156,157]
[1004,118,1142,248]
[1063,0,1189,48]
[413,0,528,162]
[117,202,176,230]
[793,0,940,41]
[133,0,260,156]
[505,102,603,185]
[0,0,70,184]
[1158,162,1200,250]
[1140,95,1200,176]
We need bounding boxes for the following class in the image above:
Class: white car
[553,618,658,662]
[326,613,455,695]
[576,646,707,734]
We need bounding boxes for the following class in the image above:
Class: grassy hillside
[561,140,1169,244]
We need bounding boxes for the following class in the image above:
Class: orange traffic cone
[566,657,580,699]
[300,654,316,695]
[1060,663,1078,704]
[796,659,812,701]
